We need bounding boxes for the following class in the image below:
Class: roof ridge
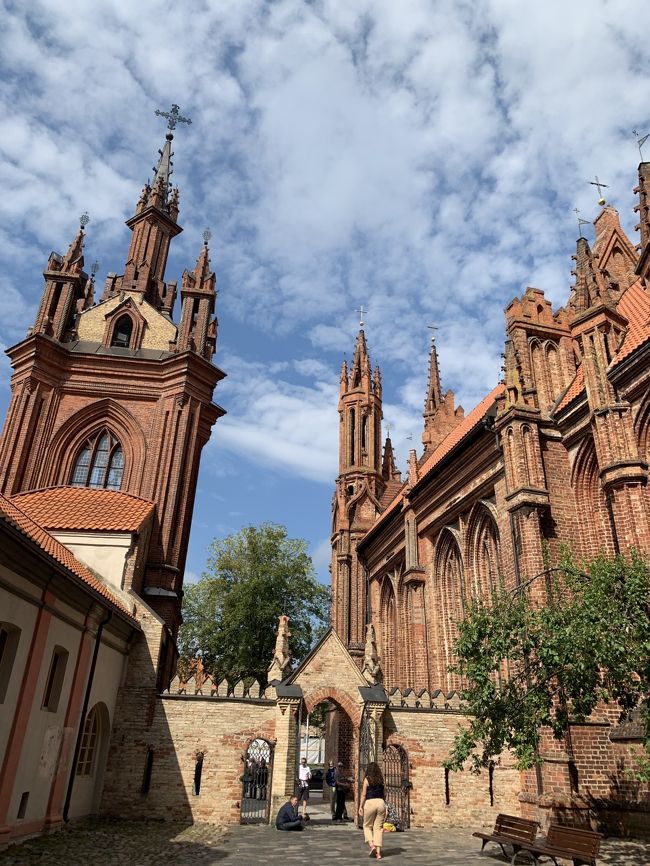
[11,484,155,505]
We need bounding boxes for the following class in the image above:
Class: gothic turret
[421,335,463,451]
[32,217,91,342]
[634,162,650,280]
[101,128,184,313]
[177,232,218,360]
[332,326,385,657]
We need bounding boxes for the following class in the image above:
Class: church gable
[287,628,368,712]
[77,292,177,352]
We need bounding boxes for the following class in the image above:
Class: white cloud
[1,0,649,491]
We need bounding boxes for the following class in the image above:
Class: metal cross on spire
[427,323,438,343]
[589,175,609,206]
[154,103,192,134]
[634,130,649,161]
[355,305,367,328]
[573,207,590,238]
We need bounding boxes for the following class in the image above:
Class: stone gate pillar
[270,685,303,821]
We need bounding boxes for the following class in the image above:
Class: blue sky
[1,0,649,585]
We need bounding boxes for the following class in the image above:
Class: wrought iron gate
[357,705,373,827]
[383,744,410,830]
[241,738,273,824]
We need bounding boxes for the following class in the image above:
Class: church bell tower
[0,105,225,639]
[331,321,389,658]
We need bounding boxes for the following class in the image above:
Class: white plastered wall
[52,532,133,590]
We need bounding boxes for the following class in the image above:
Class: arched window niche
[110,314,134,348]
[71,430,124,490]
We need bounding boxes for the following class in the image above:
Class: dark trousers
[277,820,303,831]
[334,788,347,820]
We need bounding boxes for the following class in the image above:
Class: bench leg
[510,852,537,866]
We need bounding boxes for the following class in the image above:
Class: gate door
[241,738,273,824]
[383,744,410,830]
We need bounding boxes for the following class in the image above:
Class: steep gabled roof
[0,492,137,621]
[11,486,155,532]
[555,280,650,413]
[360,384,503,544]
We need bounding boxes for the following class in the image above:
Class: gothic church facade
[331,167,650,828]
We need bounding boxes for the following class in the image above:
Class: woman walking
[358,761,387,860]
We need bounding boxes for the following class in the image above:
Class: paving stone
[0,816,648,865]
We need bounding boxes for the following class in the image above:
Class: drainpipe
[63,608,112,822]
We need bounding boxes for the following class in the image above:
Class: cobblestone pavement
[1,814,649,865]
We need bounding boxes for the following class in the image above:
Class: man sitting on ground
[276,794,303,831]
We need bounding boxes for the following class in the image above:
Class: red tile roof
[0,493,136,619]
[379,479,403,509]
[363,384,504,538]
[11,486,155,532]
[555,280,650,413]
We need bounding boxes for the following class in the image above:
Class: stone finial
[361,622,382,684]
[267,614,292,683]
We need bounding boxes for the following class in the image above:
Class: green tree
[445,552,650,778]
[178,523,330,685]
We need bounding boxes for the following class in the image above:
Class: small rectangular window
[17,792,29,819]
[42,646,69,713]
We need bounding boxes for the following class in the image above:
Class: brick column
[270,698,300,821]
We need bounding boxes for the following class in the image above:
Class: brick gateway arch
[269,629,388,822]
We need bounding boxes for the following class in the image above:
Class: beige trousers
[363,798,386,848]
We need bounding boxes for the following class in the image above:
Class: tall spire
[349,329,372,390]
[116,106,192,310]
[423,333,442,419]
[421,332,464,451]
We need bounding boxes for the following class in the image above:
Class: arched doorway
[241,738,274,824]
[308,698,356,821]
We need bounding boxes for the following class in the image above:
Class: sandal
[375,852,382,860]
[368,846,376,857]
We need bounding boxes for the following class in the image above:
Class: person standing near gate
[325,760,337,817]
[333,761,351,822]
[358,761,387,860]
[297,756,312,819]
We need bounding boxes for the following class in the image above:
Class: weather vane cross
[573,207,590,238]
[355,305,367,328]
[589,175,609,206]
[155,103,192,133]
[634,130,649,161]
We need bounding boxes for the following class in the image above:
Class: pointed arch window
[71,430,124,490]
[111,315,133,348]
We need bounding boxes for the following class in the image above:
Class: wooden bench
[473,813,539,860]
[512,823,602,866]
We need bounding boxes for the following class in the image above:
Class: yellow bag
[383,822,397,832]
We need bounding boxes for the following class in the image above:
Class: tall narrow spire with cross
[117,103,192,310]
[421,327,464,451]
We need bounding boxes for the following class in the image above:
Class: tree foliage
[446,552,650,777]
[178,523,330,685]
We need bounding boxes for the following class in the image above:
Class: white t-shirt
[298,764,311,787]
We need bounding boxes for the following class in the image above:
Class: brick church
[0,113,649,845]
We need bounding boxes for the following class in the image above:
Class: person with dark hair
[276,794,303,831]
[333,761,351,821]
[358,761,386,860]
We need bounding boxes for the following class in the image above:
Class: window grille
[76,705,100,776]
[71,431,124,490]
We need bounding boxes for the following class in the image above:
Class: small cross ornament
[155,103,192,133]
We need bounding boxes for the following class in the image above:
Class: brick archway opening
[301,692,359,819]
